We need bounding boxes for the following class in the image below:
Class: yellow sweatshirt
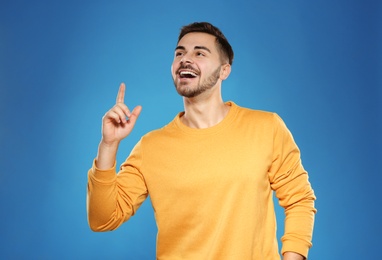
[87,102,316,259]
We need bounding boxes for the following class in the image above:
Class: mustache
[177,64,200,74]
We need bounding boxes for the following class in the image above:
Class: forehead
[177,32,217,51]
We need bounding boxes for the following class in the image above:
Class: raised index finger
[116,83,125,104]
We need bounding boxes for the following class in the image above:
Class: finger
[116,83,125,104]
[128,105,142,125]
[113,105,129,123]
[116,103,132,118]
[131,105,142,117]
[105,104,129,124]
[105,110,123,124]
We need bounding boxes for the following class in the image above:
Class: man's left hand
[283,251,305,260]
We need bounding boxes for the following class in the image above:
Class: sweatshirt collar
[173,101,238,135]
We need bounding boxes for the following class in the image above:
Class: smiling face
[171,32,230,98]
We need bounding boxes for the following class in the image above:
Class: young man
[87,22,316,260]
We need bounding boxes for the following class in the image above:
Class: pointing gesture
[116,82,125,104]
[101,83,142,146]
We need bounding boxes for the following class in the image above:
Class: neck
[181,94,230,129]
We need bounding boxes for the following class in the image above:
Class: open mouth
[179,70,198,79]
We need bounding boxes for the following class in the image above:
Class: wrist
[100,138,120,148]
[283,252,305,260]
[96,139,119,170]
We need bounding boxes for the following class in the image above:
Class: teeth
[180,71,197,77]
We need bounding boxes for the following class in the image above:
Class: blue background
[1,1,381,259]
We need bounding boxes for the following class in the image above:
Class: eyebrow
[175,45,211,53]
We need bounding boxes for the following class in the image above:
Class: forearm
[280,196,315,259]
[90,134,123,228]
[87,162,124,231]
[274,162,316,257]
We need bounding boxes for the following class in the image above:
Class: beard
[174,66,221,98]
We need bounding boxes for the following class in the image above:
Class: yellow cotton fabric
[87,102,316,259]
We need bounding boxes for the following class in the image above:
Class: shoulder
[232,102,278,122]
[140,115,179,143]
[229,102,290,134]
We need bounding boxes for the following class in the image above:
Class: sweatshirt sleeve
[267,113,317,258]
[87,140,148,232]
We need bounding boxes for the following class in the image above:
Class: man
[87,22,316,260]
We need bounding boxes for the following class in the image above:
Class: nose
[180,53,192,64]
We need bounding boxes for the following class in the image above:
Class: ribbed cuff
[89,159,117,183]
[281,240,310,259]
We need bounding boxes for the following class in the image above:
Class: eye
[196,52,205,57]
[175,51,183,57]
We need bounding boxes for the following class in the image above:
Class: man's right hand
[96,83,142,169]
[101,83,142,145]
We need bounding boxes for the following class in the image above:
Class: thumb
[129,105,142,124]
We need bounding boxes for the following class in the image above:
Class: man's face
[171,32,224,98]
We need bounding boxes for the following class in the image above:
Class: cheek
[170,64,176,78]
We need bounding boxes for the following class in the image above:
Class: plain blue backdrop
[1,1,381,259]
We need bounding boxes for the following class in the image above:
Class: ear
[220,64,231,80]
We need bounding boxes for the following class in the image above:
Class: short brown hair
[177,22,234,65]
